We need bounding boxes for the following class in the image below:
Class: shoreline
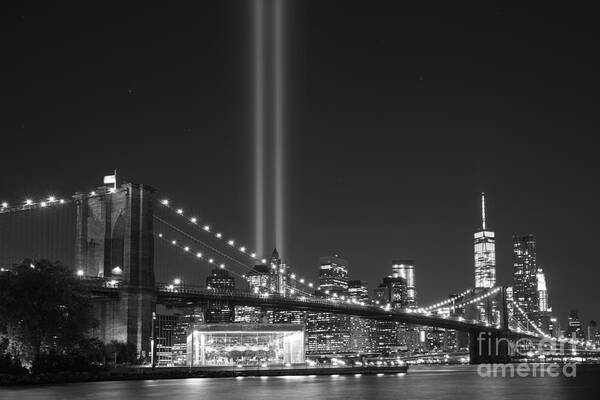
[0,365,409,386]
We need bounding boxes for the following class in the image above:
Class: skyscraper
[567,310,584,340]
[474,193,496,288]
[348,280,369,302]
[205,267,235,323]
[536,268,548,312]
[391,260,416,307]
[307,255,351,355]
[513,235,539,321]
[318,255,349,295]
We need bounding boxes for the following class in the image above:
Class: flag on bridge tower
[103,170,117,189]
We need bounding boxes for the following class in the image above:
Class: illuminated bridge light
[1,202,7,208]
[173,278,181,285]
[190,217,197,223]
[308,283,313,287]
[250,252,256,258]
[228,240,235,246]
[184,246,190,252]
[158,233,163,237]
[59,199,65,204]
[196,252,202,258]
[208,258,214,263]
[219,263,225,269]
[176,209,183,215]
[171,240,177,245]
[261,258,267,264]
[90,191,96,196]
[240,246,246,252]
[25,199,33,205]
[216,233,222,238]
[161,199,169,205]
[76,269,84,276]
[40,202,47,207]
[203,225,210,231]
[48,196,56,202]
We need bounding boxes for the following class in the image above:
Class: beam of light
[254,0,266,256]
[273,0,285,256]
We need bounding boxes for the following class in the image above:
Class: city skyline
[1,2,598,339]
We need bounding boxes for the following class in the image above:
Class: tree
[0,338,27,375]
[0,259,98,365]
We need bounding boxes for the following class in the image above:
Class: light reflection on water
[1,366,597,400]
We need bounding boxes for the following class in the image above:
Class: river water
[1,365,597,399]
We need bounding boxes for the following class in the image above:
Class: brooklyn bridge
[0,180,587,365]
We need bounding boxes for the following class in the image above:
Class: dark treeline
[0,259,142,381]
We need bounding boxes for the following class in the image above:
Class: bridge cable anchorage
[155,197,316,291]
[155,232,315,298]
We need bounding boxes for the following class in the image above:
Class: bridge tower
[469,286,512,364]
[74,183,156,356]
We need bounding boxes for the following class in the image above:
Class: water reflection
[1,366,597,400]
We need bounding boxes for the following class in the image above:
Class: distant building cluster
[149,248,464,367]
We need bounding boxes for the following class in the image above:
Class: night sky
[1,2,598,328]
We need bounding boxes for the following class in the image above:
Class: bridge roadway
[82,278,539,338]
[156,284,523,336]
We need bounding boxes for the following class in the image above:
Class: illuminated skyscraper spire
[474,192,496,289]
[481,192,486,230]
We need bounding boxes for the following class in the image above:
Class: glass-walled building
[187,324,305,366]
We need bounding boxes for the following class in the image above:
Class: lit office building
[392,260,416,307]
[246,264,275,294]
[513,234,539,326]
[318,255,349,295]
[205,267,235,323]
[348,280,369,302]
[187,324,305,366]
[154,313,179,367]
[234,305,265,324]
[588,321,599,345]
[171,308,204,366]
[245,248,287,296]
[474,193,496,289]
[567,310,584,340]
[537,269,548,312]
[206,267,235,290]
[306,312,351,354]
[373,275,407,309]
[347,280,373,353]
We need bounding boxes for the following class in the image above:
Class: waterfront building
[512,234,539,327]
[187,324,305,366]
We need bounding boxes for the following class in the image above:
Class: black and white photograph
[0,1,598,398]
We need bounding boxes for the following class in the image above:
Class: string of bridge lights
[448,287,502,311]
[512,301,551,339]
[0,196,69,212]
[422,288,474,311]
[157,197,317,292]
[0,188,123,213]
[156,232,315,298]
